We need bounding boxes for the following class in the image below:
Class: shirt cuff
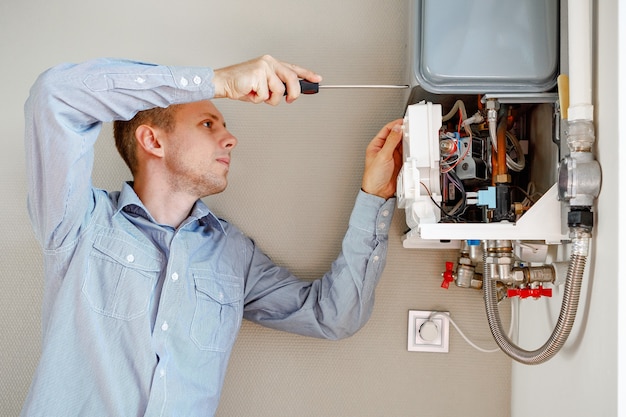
[167,65,216,102]
[349,190,396,237]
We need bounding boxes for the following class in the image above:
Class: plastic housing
[413,0,559,93]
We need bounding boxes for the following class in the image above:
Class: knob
[419,320,440,342]
[441,262,455,289]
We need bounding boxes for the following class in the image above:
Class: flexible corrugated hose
[482,232,589,364]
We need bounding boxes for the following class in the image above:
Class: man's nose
[222,129,238,149]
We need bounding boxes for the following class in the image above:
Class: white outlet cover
[407,310,450,353]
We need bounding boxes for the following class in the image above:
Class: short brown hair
[113,105,179,175]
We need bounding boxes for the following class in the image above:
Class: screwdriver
[284,80,409,95]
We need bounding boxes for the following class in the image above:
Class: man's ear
[135,125,164,157]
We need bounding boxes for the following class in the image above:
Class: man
[22,55,403,416]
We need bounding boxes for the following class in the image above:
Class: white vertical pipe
[568,0,594,121]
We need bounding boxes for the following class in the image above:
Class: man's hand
[361,120,404,200]
[213,55,322,105]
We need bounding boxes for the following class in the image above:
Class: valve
[507,286,553,299]
[441,262,455,289]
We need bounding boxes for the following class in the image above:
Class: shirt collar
[114,182,227,235]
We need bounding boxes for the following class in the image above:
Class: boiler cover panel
[414,0,559,93]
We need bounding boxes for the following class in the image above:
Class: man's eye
[203,121,213,128]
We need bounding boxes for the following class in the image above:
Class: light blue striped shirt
[21,58,394,416]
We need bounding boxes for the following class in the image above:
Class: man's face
[162,100,237,198]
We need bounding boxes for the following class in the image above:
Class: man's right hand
[213,55,322,106]
[361,120,404,200]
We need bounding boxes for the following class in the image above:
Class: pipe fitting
[511,265,556,286]
[456,264,482,289]
[558,119,601,207]
[558,153,601,207]
[565,119,595,152]
[567,207,594,231]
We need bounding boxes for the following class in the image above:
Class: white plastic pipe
[567,0,594,121]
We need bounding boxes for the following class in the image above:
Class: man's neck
[132,177,197,228]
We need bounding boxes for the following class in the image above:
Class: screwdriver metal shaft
[284,80,409,95]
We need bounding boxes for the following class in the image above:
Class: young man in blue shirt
[22,54,403,416]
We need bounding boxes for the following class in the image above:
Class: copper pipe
[497,118,507,177]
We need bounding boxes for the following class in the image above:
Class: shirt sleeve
[24,58,215,249]
[242,191,396,340]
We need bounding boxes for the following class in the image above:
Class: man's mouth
[216,157,230,167]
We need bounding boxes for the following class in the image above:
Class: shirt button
[193,75,202,85]
[126,254,135,263]
[373,255,380,262]
[159,369,166,378]
[171,272,179,281]
[378,222,386,230]
[135,77,146,84]
[382,209,390,217]
[180,77,188,87]
[161,321,169,331]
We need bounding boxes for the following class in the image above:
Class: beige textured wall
[0,0,511,415]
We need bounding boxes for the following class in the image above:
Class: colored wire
[443,170,467,217]
[419,177,466,223]
[419,181,443,212]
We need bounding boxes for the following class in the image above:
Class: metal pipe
[483,234,588,364]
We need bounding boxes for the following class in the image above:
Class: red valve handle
[507,286,553,299]
[441,262,455,289]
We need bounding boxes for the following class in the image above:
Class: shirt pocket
[190,274,243,352]
[82,233,161,320]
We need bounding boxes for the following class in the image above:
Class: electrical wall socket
[407,310,450,353]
